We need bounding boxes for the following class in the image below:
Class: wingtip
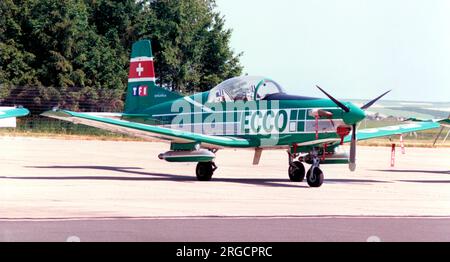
[40,109,73,118]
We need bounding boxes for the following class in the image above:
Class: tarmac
[1,136,450,241]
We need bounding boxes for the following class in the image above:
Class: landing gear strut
[288,149,324,187]
[306,151,324,187]
[196,161,217,181]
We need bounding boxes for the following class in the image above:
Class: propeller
[360,90,391,110]
[315,85,391,171]
[315,85,349,112]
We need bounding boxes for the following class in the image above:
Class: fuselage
[123,90,366,148]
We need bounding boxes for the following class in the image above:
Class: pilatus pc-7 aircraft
[43,40,443,187]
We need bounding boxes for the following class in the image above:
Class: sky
[215,0,450,102]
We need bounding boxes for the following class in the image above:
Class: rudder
[124,40,181,114]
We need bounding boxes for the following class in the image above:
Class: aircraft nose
[343,104,366,125]
[353,106,366,122]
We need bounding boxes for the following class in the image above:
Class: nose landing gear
[288,149,324,187]
[306,166,324,187]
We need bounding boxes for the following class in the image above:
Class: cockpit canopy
[207,76,285,103]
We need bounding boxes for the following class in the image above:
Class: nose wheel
[306,167,324,187]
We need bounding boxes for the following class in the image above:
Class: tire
[196,162,214,181]
[306,167,324,187]
[288,161,305,182]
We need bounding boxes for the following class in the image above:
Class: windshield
[207,76,284,103]
[254,79,284,100]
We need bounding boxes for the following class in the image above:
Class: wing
[41,110,250,148]
[436,118,450,127]
[405,116,450,127]
[0,107,29,120]
[343,122,441,142]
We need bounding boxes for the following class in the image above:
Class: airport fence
[8,116,130,138]
[0,85,130,138]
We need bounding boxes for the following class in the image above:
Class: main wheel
[288,161,305,182]
[196,161,215,181]
[306,167,324,187]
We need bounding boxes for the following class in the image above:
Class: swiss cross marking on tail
[128,57,155,82]
[132,85,148,96]
[136,63,144,76]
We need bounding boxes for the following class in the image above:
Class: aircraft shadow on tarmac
[5,165,393,188]
[398,180,450,183]
[372,169,450,175]
[371,169,450,184]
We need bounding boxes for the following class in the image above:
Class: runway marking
[2,215,450,221]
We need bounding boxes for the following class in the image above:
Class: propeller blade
[361,90,391,110]
[349,124,357,171]
[315,85,350,112]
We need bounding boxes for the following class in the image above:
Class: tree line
[0,0,242,113]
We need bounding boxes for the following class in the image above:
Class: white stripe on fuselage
[152,107,340,117]
[296,138,340,146]
[158,107,346,136]
[163,119,345,135]
[183,97,213,113]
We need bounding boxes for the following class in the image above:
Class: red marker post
[315,115,319,140]
[390,143,396,167]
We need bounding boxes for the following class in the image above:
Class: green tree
[0,0,242,113]
[145,0,242,93]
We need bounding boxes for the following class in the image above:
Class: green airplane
[405,114,450,146]
[42,40,441,187]
[0,107,30,120]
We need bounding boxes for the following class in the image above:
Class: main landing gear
[288,150,324,187]
[196,161,217,181]
[288,161,305,182]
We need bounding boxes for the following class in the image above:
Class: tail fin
[124,40,181,114]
